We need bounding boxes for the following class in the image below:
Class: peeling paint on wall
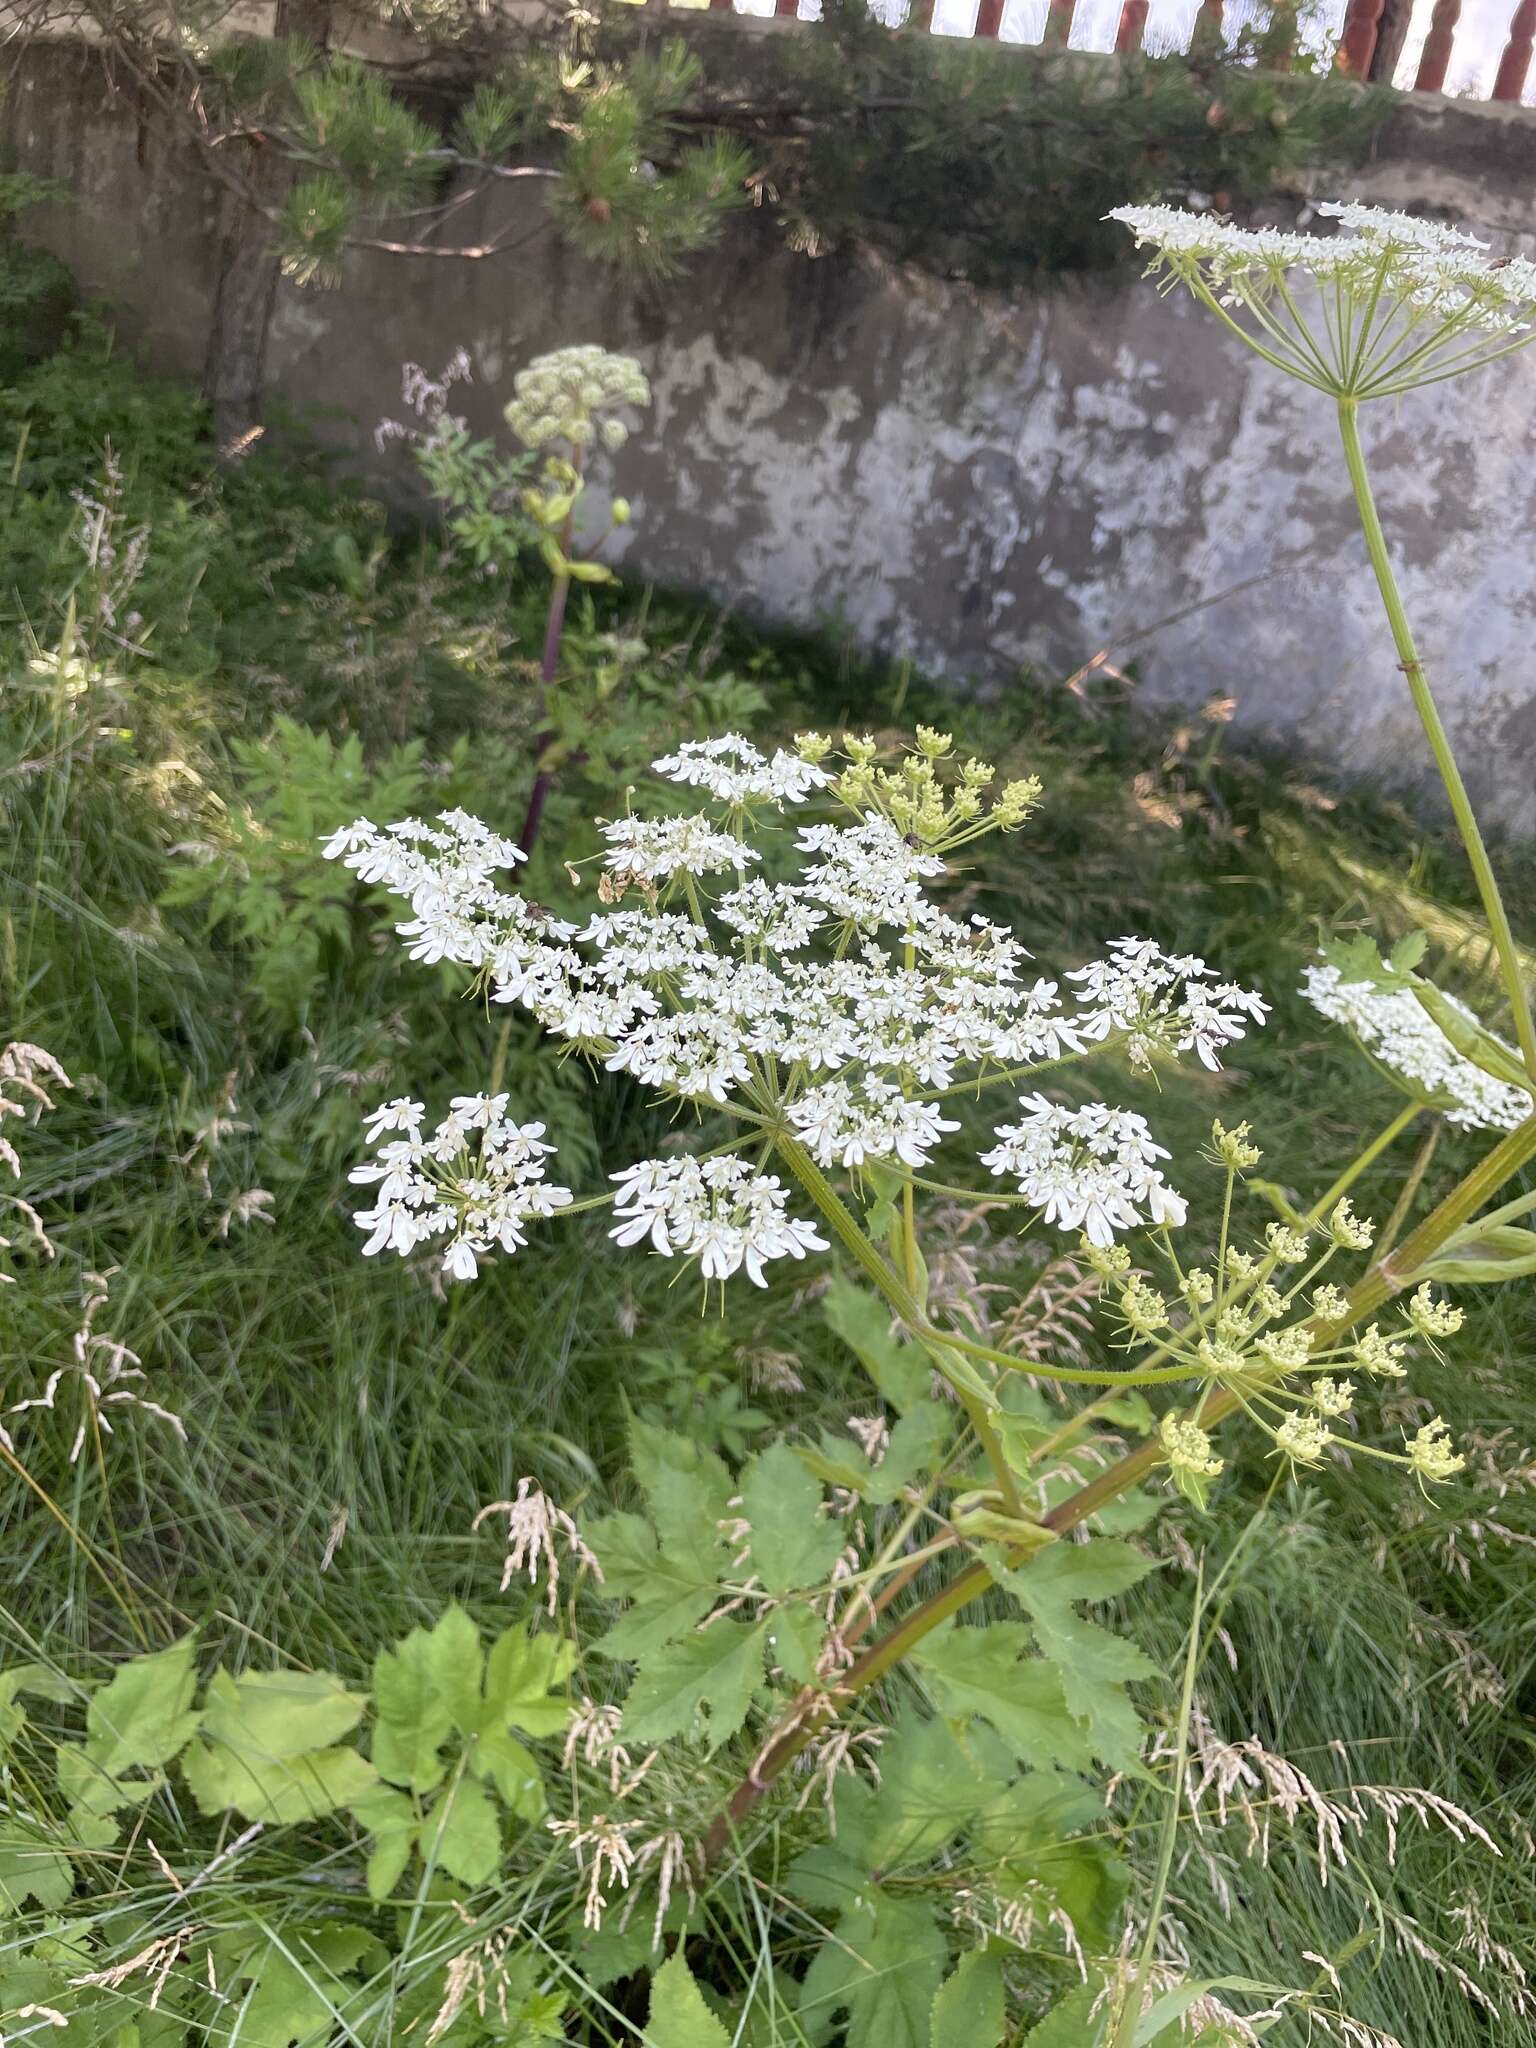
[9,46,1536,828]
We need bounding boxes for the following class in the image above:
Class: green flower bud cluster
[1082,1125,1468,1501]
[503,345,651,454]
[808,729,1042,853]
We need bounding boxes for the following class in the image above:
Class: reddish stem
[515,567,571,857]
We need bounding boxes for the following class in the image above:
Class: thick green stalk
[774,1135,1026,1518]
[1336,398,1536,1080]
[704,1109,1536,1857]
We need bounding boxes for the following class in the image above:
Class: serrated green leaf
[931,1949,1005,2048]
[857,1711,988,1870]
[785,1839,871,1915]
[621,1621,767,1753]
[818,1895,947,2048]
[424,1775,501,1887]
[989,1541,1159,1770]
[866,1402,952,1506]
[590,1513,720,1659]
[1023,1984,1105,2044]
[181,1736,379,1823]
[471,1726,546,1819]
[352,1783,417,1902]
[765,1604,825,1684]
[85,1638,199,1776]
[0,1664,71,1746]
[646,1951,732,2047]
[1016,1538,1160,1611]
[231,1929,377,2048]
[740,1443,843,1596]
[631,1415,734,1539]
[978,1777,1128,1949]
[483,1622,576,1738]
[823,1277,930,1412]
[1389,928,1429,974]
[795,1433,875,1496]
[913,1623,1096,1774]
[199,1667,367,1762]
[0,1823,73,1916]
[56,1739,165,1820]
[373,1607,484,1791]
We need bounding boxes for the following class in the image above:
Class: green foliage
[595,8,1386,289]
[3,326,1536,2047]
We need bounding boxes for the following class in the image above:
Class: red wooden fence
[705,0,1536,102]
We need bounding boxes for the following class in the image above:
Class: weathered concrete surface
[8,42,1536,828]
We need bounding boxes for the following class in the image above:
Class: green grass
[2,327,1535,2042]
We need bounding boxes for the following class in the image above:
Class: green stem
[774,1137,1024,1519]
[706,1109,1536,1855]
[1111,1560,1204,2048]
[1336,398,1536,1081]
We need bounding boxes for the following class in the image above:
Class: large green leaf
[84,1638,200,1776]
[181,1735,379,1823]
[591,1514,722,1662]
[913,1623,1096,1774]
[855,1711,988,1870]
[989,1541,1159,1770]
[621,1621,767,1752]
[199,1667,367,1761]
[931,1950,1006,2048]
[646,1952,732,2047]
[630,1415,734,1545]
[740,1443,843,1597]
[1023,1985,1106,2044]
[223,1926,381,2048]
[372,1606,483,1791]
[0,1823,73,1916]
[866,1403,953,1506]
[422,1774,501,1887]
[471,1726,546,1818]
[351,1782,417,1903]
[483,1622,576,1739]
[823,1276,931,1412]
[0,1664,72,1747]
[802,1895,947,2048]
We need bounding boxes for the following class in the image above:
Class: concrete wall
[9,41,1536,828]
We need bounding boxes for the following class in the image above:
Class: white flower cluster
[327,735,1268,1281]
[652,734,831,807]
[503,345,650,454]
[980,1095,1187,1247]
[610,1157,826,1286]
[789,1077,958,1170]
[350,1095,572,1279]
[1070,937,1269,1072]
[1301,959,1532,1131]
[1109,200,1536,340]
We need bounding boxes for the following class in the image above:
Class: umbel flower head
[503,345,650,454]
[1108,200,1536,400]
[327,730,1269,1293]
[1301,955,1533,1133]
